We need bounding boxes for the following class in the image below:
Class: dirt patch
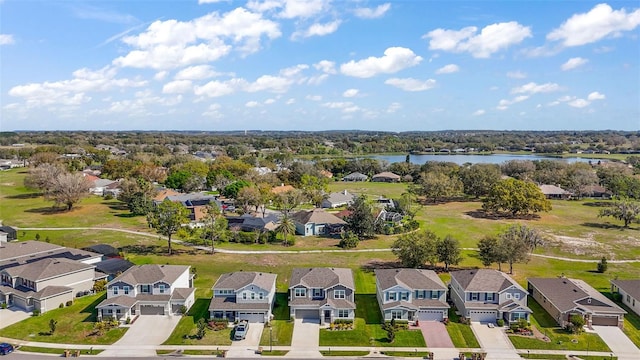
[548,233,607,256]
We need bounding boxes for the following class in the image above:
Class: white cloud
[264,98,276,104]
[547,3,640,47]
[435,64,460,74]
[568,98,590,108]
[162,80,193,94]
[343,89,359,98]
[354,3,391,19]
[385,78,436,91]
[293,20,341,39]
[175,65,220,80]
[561,57,588,71]
[154,71,168,81]
[313,60,336,74]
[424,21,531,58]
[245,101,260,107]
[194,78,247,97]
[202,103,223,117]
[587,91,606,100]
[496,95,529,110]
[246,75,293,93]
[306,95,322,101]
[387,102,402,113]
[0,34,15,45]
[285,98,295,105]
[506,71,527,79]
[279,0,328,19]
[279,64,308,78]
[322,101,353,109]
[473,109,485,116]
[511,82,561,94]
[340,47,423,78]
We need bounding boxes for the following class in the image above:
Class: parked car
[0,343,14,355]
[233,320,249,340]
[487,322,495,328]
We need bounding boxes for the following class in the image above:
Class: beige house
[96,264,195,322]
[611,279,640,316]
[528,277,626,328]
[289,268,355,325]
[208,272,277,323]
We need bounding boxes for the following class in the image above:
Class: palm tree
[276,214,296,246]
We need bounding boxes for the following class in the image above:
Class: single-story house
[342,172,368,182]
[538,184,571,199]
[528,277,626,328]
[0,225,18,242]
[321,190,356,208]
[610,279,640,317]
[291,208,346,236]
[581,185,612,199]
[372,172,401,183]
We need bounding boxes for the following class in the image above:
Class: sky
[1,0,639,132]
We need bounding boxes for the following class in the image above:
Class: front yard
[509,298,610,352]
[260,293,293,346]
[0,293,126,344]
[163,298,232,346]
[446,308,480,348]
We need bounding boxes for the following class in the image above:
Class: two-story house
[375,268,449,322]
[288,268,355,325]
[96,264,195,322]
[0,258,97,313]
[450,269,531,323]
[208,271,277,323]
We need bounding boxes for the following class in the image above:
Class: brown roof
[611,279,640,301]
[291,208,346,225]
[539,184,570,195]
[271,184,295,194]
[372,172,401,180]
[208,297,271,311]
[451,269,524,293]
[153,189,181,201]
[289,267,354,290]
[529,277,625,315]
[171,287,195,301]
[110,264,189,286]
[213,272,276,292]
[4,258,94,282]
[376,268,447,292]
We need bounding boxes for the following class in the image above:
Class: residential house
[611,279,640,316]
[89,178,118,196]
[376,209,403,225]
[538,184,571,199]
[528,277,626,328]
[96,264,195,322]
[291,208,346,236]
[235,212,280,232]
[342,172,368,182]
[289,267,356,325]
[0,258,98,313]
[83,244,120,258]
[371,172,401,183]
[581,185,612,199]
[156,192,220,224]
[375,268,449,322]
[321,190,356,209]
[450,269,531,323]
[95,258,135,281]
[271,184,296,195]
[0,225,17,242]
[209,272,277,323]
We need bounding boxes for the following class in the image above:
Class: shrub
[496,319,505,327]
[125,317,131,325]
[1,303,7,309]
[32,309,41,316]
[59,303,64,309]
[93,279,107,292]
[567,314,585,333]
[179,305,187,315]
[66,301,73,307]
[597,257,608,273]
[207,319,229,331]
[338,231,359,249]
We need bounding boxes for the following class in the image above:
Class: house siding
[613,286,640,317]
[528,284,566,326]
[35,292,73,313]
[37,268,95,296]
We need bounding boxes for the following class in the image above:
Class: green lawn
[163,298,232,345]
[17,346,102,355]
[519,355,617,360]
[446,308,480,348]
[612,297,640,348]
[321,350,369,356]
[509,298,610,352]
[260,293,293,346]
[0,293,127,344]
[381,351,432,357]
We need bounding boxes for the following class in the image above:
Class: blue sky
[1,0,639,131]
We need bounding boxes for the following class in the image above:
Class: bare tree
[51,173,92,211]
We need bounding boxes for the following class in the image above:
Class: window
[388,292,397,301]
[250,293,255,300]
[141,285,150,293]
[505,293,512,300]
[400,292,409,301]
[313,289,323,298]
[471,293,479,301]
[391,310,403,319]
[514,293,521,300]
[113,287,119,295]
[242,292,248,300]
[431,291,439,299]
[337,309,349,318]
[334,290,346,299]
[123,286,130,295]
[259,293,264,300]
[511,312,527,321]
[158,284,165,294]
[416,291,425,299]
[294,288,306,297]
[627,295,631,302]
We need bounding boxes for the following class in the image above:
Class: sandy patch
[548,233,607,256]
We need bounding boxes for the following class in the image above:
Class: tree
[275,214,296,246]
[436,235,462,271]
[568,314,585,333]
[147,200,189,255]
[417,171,462,203]
[119,177,157,215]
[222,180,251,199]
[477,236,505,271]
[482,178,551,217]
[49,319,58,334]
[273,189,304,216]
[196,318,207,339]
[459,163,501,198]
[164,170,191,191]
[338,231,359,249]
[345,195,375,239]
[236,186,261,213]
[396,191,420,220]
[597,257,608,273]
[392,230,438,268]
[598,198,640,228]
[202,204,228,254]
[498,224,534,274]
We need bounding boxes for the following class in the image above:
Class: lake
[371,153,605,165]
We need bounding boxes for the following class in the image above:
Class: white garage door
[238,312,265,323]
[296,309,319,320]
[418,309,445,321]
[469,310,496,322]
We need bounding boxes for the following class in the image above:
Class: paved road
[471,322,520,360]
[98,315,181,357]
[287,318,321,358]
[592,325,640,360]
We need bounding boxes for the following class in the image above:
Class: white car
[487,322,495,328]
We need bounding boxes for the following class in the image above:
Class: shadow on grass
[115,213,137,218]
[80,293,107,323]
[271,293,290,321]
[6,192,43,199]
[582,222,634,231]
[582,201,612,207]
[464,210,541,221]
[361,260,401,272]
[355,294,382,324]
[24,206,69,215]
[102,201,129,211]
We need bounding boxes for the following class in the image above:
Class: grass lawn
[0,293,127,344]
[381,351,432,357]
[17,346,102,355]
[612,297,640,348]
[260,293,293,347]
[260,350,289,356]
[163,298,232,346]
[328,181,408,199]
[519,355,617,360]
[509,298,610,352]
[446,308,480,348]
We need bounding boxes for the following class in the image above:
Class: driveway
[471,322,520,360]
[592,326,640,360]
[226,322,264,358]
[98,315,181,357]
[286,318,321,358]
[0,307,31,329]
[419,321,454,348]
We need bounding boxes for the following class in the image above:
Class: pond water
[370,153,605,165]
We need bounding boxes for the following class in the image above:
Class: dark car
[0,343,14,355]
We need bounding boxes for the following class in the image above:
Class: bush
[338,231,359,249]
[384,319,409,330]
[597,257,608,273]
[179,305,187,315]
[59,303,64,309]
[567,314,585,333]
[207,319,229,331]
[32,309,41,316]
[1,303,7,309]
[66,301,73,307]
[496,319,505,327]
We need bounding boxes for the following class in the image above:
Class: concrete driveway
[419,321,454,348]
[286,318,321,358]
[98,315,181,357]
[0,307,31,329]
[226,322,264,358]
[471,322,520,359]
[592,326,640,360]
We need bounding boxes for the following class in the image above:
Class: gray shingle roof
[375,268,447,291]
[0,241,101,269]
[208,297,271,311]
[110,264,189,286]
[289,268,354,290]
[96,295,139,309]
[4,258,94,281]
[213,272,276,292]
[529,277,625,314]
[33,286,73,300]
[171,287,195,301]
[291,209,346,225]
[451,269,524,293]
[611,279,640,302]
[323,191,355,206]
